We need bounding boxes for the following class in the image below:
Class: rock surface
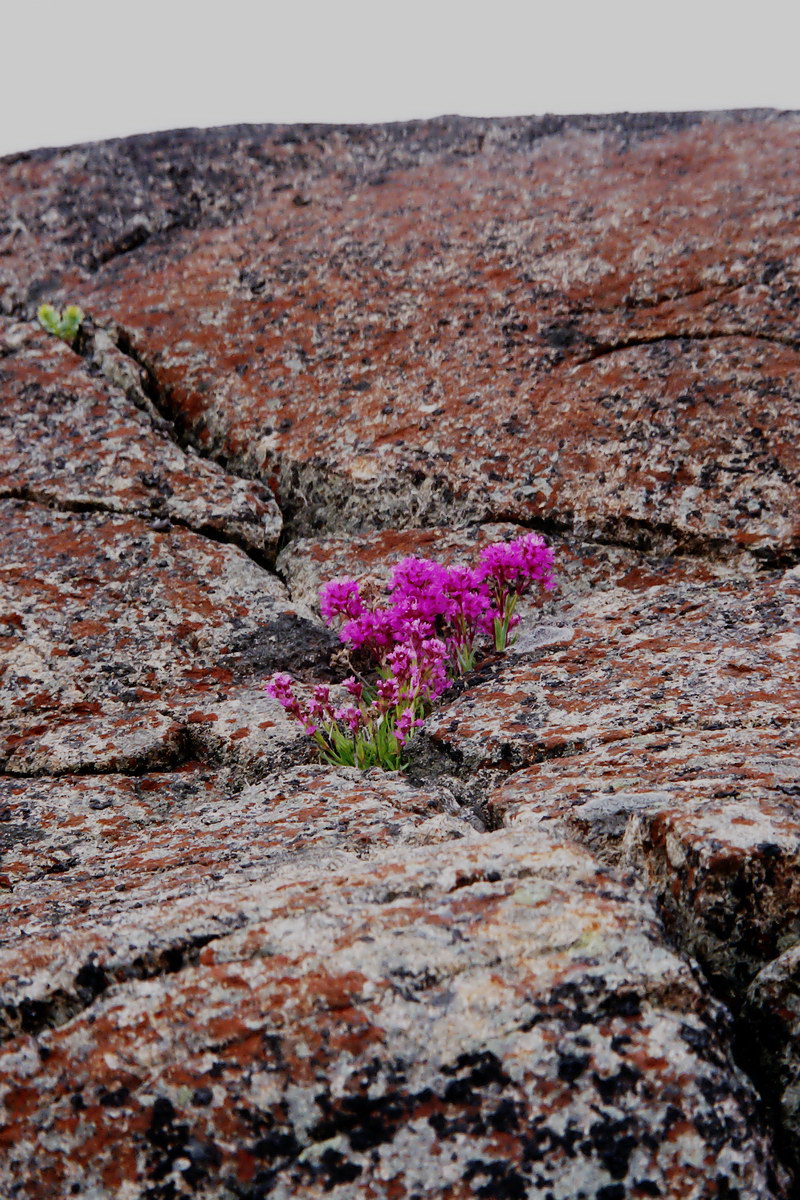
[0,321,282,558]
[1,110,800,1196]
[0,832,787,1199]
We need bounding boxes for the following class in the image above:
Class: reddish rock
[0,831,787,1198]
[4,114,799,553]
[3,112,800,1192]
[0,320,281,558]
[746,945,800,1171]
[487,725,800,857]
[428,559,799,769]
[0,767,477,1044]
[624,795,800,1002]
[0,500,327,775]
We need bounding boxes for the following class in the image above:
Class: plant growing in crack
[266,533,555,770]
[37,303,84,346]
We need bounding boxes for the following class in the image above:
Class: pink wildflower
[265,672,295,704]
[376,677,400,706]
[390,556,450,601]
[319,578,366,623]
[333,704,363,734]
[265,534,556,770]
[264,672,305,722]
[478,532,555,594]
[341,609,395,655]
[395,709,424,745]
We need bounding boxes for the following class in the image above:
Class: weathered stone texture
[0,321,282,558]
[3,110,800,1195]
[0,499,323,775]
[625,796,800,1001]
[0,767,476,1046]
[746,945,800,1172]
[428,559,799,769]
[487,725,800,856]
[23,114,799,554]
[0,833,788,1198]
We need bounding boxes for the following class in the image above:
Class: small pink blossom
[264,672,295,703]
[342,676,363,699]
[333,704,363,734]
[395,709,424,745]
[319,578,365,623]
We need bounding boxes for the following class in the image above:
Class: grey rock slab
[0,828,789,1198]
[0,766,477,1043]
[745,944,800,1173]
[624,795,800,1003]
[487,725,800,859]
[428,561,800,770]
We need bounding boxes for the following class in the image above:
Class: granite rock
[32,113,800,555]
[3,111,800,1195]
[0,320,281,559]
[0,767,477,1046]
[0,831,788,1199]
[428,559,799,770]
[0,499,321,776]
[487,725,800,858]
[746,945,800,1172]
[624,795,800,1003]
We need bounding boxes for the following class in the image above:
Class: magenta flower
[390,556,450,601]
[273,533,556,770]
[478,532,555,593]
[342,676,364,700]
[476,533,555,650]
[340,609,395,654]
[333,704,364,734]
[376,677,400,706]
[395,709,424,745]
[265,672,295,703]
[319,578,366,622]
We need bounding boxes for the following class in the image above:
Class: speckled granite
[1,111,799,1197]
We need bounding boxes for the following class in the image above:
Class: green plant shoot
[37,304,84,346]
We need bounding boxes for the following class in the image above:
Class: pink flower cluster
[265,532,555,770]
[321,531,555,668]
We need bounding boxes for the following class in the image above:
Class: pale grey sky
[3,0,800,158]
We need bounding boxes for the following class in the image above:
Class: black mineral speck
[557,1052,590,1083]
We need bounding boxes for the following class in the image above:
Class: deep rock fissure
[104,319,800,569]
[636,899,799,1187]
[0,484,280,575]
[578,327,800,366]
[0,927,237,1045]
[107,323,272,497]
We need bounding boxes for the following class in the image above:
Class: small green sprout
[37,303,84,347]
